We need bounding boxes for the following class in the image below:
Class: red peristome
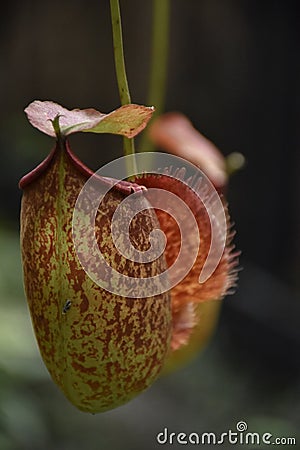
[19,139,146,195]
[19,146,57,189]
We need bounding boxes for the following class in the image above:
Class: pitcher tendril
[109,0,136,172]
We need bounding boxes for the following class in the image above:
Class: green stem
[147,0,170,118]
[109,0,136,171]
[109,0,131,105]
[139,0,170,152]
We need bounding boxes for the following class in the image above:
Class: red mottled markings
[71,361,97,375]
[87,380,101,391]
[79,296,89,313]
[20,142,172,413]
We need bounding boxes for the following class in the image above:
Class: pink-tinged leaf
[24,101,155,138]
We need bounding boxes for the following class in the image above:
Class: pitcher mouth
[19,139,146,196]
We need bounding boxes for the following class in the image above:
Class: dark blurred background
[0,1,299,449]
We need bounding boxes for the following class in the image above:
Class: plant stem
[109,0,131,105]
[147,0,170,118]
[109,0,136,169]
[139,0,170,152]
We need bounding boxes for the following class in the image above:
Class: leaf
[24,100,154,138]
